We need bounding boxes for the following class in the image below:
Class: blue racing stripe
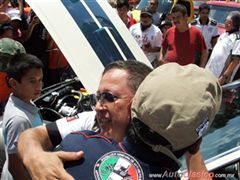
[85,1,136,60]
[61,0,136,66]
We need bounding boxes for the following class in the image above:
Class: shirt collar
[199,17,209,25]
[9,94,39,114]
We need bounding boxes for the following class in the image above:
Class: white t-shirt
[192,18,219,50]
[56,111,96,140]
[130,23,162,63]
[206,31,240,80]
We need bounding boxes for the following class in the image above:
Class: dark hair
[0,53,13,72]
[159,20,172,28]
[102,60,152,93]
[199,3,210,13]
[6,53,43,83]
[0,23,13,36]
[150,0,158,5]
[171,4,187,16]
[227,11,240,30]
[116,0,129,9]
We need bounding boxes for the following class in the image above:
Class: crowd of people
[114,0,240,82]
[0,0,239,179]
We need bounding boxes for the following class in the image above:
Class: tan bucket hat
[131,63,222,162]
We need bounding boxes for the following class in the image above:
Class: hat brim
[140,12,152,17]
[11,17,21,21]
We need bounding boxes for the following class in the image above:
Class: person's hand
[142,43,151,52]
[30,16,40,27]
[218,75,225,86]
[158,59,165,66]
[24,150,84,180]
[222,89,236,104]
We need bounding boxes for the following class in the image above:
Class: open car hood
[26,0,152,94]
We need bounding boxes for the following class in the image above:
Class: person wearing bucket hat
[130,63,221,164]
[53,63,221,180]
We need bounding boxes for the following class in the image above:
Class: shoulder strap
[210,19,217,26]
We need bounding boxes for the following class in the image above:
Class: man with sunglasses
[17,60,152,179]
[18,61,210,180]
[55,63,221,180]
[191,3,219,61]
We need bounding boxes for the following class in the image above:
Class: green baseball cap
[0,38,26,55]
[131,63,222,164]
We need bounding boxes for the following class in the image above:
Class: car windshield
[180,106,240,170]
[137,0,173,14]
[201,113,240,160]
[208,4,240,25]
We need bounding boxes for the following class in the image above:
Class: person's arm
[211,36,218,48]
[211,25,219,48]
[18,111,96,179]
[9,153,30,180]
[185,138,212,180]
[21,15,40,42]
[0,0,9,12]
[185,151,212,180]
[142,44,160,53]
[18,125,84,180]
[158,47,166,65]
[17,0,24,17]
[199,49,208,68]
[3,115,32,179]
[218,56,240,85]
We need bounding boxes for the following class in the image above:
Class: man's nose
[95,100,105,111]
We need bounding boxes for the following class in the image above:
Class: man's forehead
[98,68,134,95]
[99,69,129,86]
[103,68,128,76]
[150,0,157,4]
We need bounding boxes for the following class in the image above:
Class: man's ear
[127,99,133,110]
[8,78,18,89]
[127,99,133,119]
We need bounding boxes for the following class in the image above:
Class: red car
[194,1,240,34]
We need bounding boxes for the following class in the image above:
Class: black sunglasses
[96,92,118,103]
